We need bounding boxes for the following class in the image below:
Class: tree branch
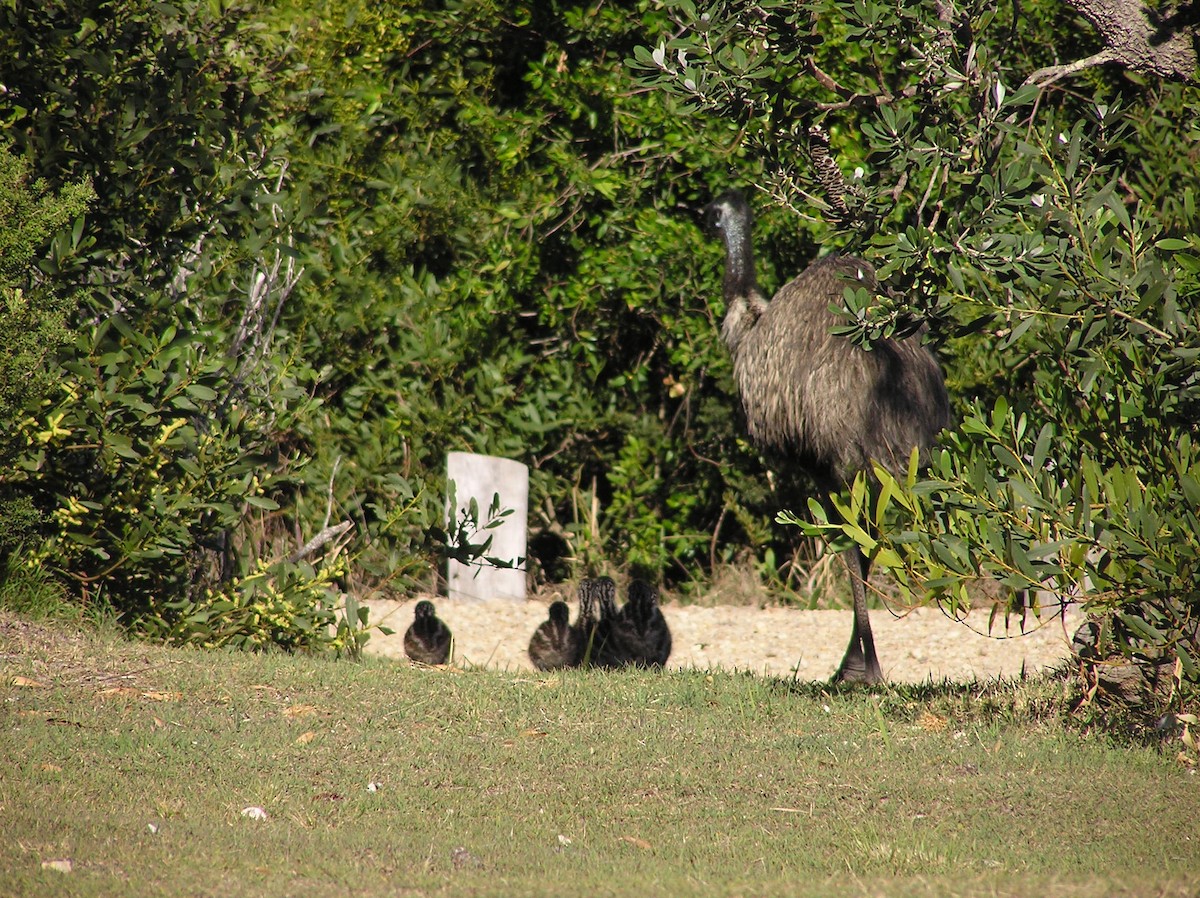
[1024,48,1120,86]
[287,520,353,564]
[1025,0,1197,85]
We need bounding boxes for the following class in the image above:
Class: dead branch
[288,520,353,564]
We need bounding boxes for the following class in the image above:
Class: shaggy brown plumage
[707,189,950,683]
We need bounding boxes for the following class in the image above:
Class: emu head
[626,579,659,628]
[705,189,752,241]
[548,600,570,628]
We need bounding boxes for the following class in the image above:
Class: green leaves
[0,145,93,553]
[6,0,1198,678]
[267,0,768,589]
[629,0,1199,685]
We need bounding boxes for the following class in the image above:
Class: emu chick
[528,600,581,670]
[403,600,452,665]
[611,579,672,667]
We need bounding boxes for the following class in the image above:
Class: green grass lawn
[2,612,1196,897]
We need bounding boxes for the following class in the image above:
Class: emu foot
[833,642,884,685]
[832,663,883,686]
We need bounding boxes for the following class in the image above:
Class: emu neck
[718,210,764,354]
[720,213,758,302]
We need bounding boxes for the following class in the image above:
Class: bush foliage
[0,144,92,552]
[0,0,1196,695]
[630,0,1199,686]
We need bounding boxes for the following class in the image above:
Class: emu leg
[834,545,883,684]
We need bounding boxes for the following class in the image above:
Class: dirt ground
[363,592,1082,683]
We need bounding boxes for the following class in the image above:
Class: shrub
[0,143,92,557]
[632,0,1200,694]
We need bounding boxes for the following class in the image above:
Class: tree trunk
[1027,0,1197,84]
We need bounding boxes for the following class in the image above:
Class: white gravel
[363,594,1081,683]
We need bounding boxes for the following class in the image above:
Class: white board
[445,451,528,602]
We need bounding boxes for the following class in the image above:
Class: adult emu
[706,189,950,683]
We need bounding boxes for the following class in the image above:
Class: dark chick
[586,576,628,669]
[574,577,624,668]
[528,600,580,670]
[403,600,452,665]
[571,579,599,666]
[612,579,672,667]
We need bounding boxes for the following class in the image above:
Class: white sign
[445,452,528,601]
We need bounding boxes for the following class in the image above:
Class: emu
[706,188,950,683]
[528,600,580,670]
[611,579,673,668]
[572,578,600,665]
[575,576,624,668]
[403,600,453,665]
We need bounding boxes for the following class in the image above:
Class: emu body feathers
[708,188,949,683]
[729,254,948,485]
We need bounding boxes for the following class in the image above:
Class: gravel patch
[364,595,1081,683]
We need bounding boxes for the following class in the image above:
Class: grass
[2,611,1197,897]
